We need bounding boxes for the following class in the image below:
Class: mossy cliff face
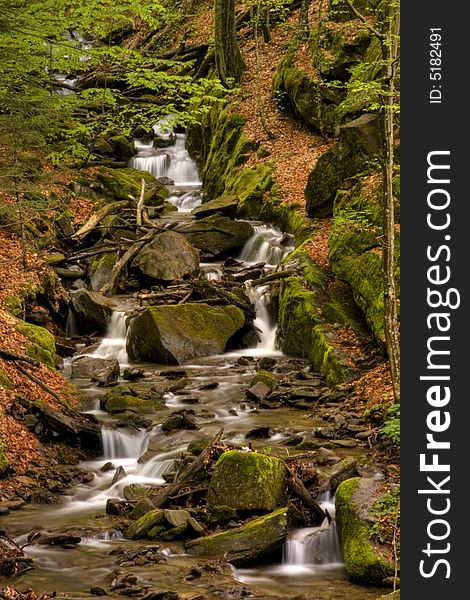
[328,175,400,345]
[206,450,288,512]
[16,321,56,369]
[277,243,364,385]
[335,477,396,586]
[126,304,246,364]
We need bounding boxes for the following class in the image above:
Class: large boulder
[94,167,169,205]
[207,451,288,513]
[185,507,290,566]
[132,231,199,283]
[71,356,120,384]
[176,215,253,258]
[69,289,116,334]
[89,252,117,292]
[126,304,245,364]
[100,385,164,414]
[335,477,396,586]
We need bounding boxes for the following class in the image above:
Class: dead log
[250,270,292,287]
[285,464,328,524]
[65,242,127,263]
[152,428,224,508]
[71,200,131,241]
[53,267,87,279]
[136,178,146,227]
[0,348,40,367]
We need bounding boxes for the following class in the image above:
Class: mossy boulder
[0,368,13,390]
[125,509,166,539]
[16,322,56,369]
[108,135,136,160]
[127,304,245,364]
[70,289,116,335]
[305,114,381,217]
[94,167,168,205]
[192,196,239,219]
[206,451,288,513]
[250,370,279,391]
[176,215,253,259]
[272,64,339,135]
[335,477,396,586]
[185,506,290,566]
[132,231,200,282]
[101,385,164,414]
[89,252,117,292]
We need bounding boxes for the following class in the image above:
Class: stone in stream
[176,215,254,258]
[69,289,116,334]
[101,385,165,414]
[206,450,287,512]
[245,381,271,402]
[126,304,245,364]
[132,230,200,282]
[191,195,239,219]
[185,506,290,566]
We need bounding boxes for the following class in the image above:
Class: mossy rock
[16,322,56,369]
[0,368,12,390]
[94,167,168,205]
[101,385,163,414]
[250,371,278,391]
[4,295,23,317]
[89,252,118,292]
[185,506,290,566]
[125,509,165,539]
[70,289,116,335]
[0,436,9,476]
[206,450,288,512]
[335,477,396,586]
[126,304,246,365]
[379,592,400,600]
[108,135,136,160]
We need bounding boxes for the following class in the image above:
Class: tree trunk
[381,2,400,402]
[214,0,245,85]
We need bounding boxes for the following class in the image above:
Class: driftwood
[71,200,131,241]
[0,348,40,367]
[250,270,292,287]
[53,267,87,279]
[64,242,127,263]
[152,428,224,508]
[136,178,146,227]
[285,464,328,525]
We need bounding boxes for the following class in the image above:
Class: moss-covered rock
[186,506,290,566]
[250,371,278,391]
[101,385,164,414]
[335,477,396,586]
[126,304,246,364]
[89,252,118,292]
[16,322,56,369]
[108,135,136,160]
[93,167,168,205]
[272,63,339,135]
[0,436,9,476]
[0,368,13,390]
[207,451,287,512]
[125,509,166,539]
[192,196,239,219]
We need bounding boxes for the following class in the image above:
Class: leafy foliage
[380,403,400,444]
[369,484,400,563]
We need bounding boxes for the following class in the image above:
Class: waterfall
[89,311,129,366]
[238,225,295,354]
[129,120,202,212]
[100,428,149,460]
[282,492,343,572]
[65,307,79,338]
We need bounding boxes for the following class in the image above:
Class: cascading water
[129,119,202,212]
[88,311,129,366]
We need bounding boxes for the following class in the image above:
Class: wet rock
[141,592,179,600]
[106,498,130,516]
[130,499,155,521]
[289,388,322,401]
[132,231,200,283]
[35,532,81,547]
[315,447,341,465]
[123,484,154,502]
[123,367,145,381]
[186,507,290,566]
[198,381,219,390]
[284,435,303,446]
[176,215,253,259]
[111,466,127,486]
[71,356,120,384]
[101,385,164,414]
[245,381,271,402]
[245,426,271,440]
[207,451,288,512]
[125,509,166,539]
[187,434,213,456]
[90,587,108,596]
[70,289,116,334]
[324,457,359,494]
[127,304,245,364]
[192,196,239,220]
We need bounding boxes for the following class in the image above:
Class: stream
[1,128,389,599]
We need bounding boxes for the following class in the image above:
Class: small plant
[381,403,400,444]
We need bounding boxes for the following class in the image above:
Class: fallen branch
[250,270,292,287]
[152,428,224,508]
[15,363,65,405]
[136,178,146,227]
[71,200,131,241]
[285,464,328,524]
[0,348,40,367]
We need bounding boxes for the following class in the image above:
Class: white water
[88,311,129,366]
[129,120,202,212]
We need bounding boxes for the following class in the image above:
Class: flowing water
[1,131,389,599]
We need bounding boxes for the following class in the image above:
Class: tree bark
[214,0,245,85]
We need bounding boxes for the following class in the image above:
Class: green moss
[95,167,168,204]
[104,394,157,415]
[0,436,9,476]
[125,509,166,539]
[5,295,23,317]
[251,371,278,391]
[16,322,56,369]
[0,368,12,390]
[335,478,395,586]
[207,450,287,512]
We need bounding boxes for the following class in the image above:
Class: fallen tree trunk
[71,200,131,241]
[0,348,40,367]
[250,270,292,287]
